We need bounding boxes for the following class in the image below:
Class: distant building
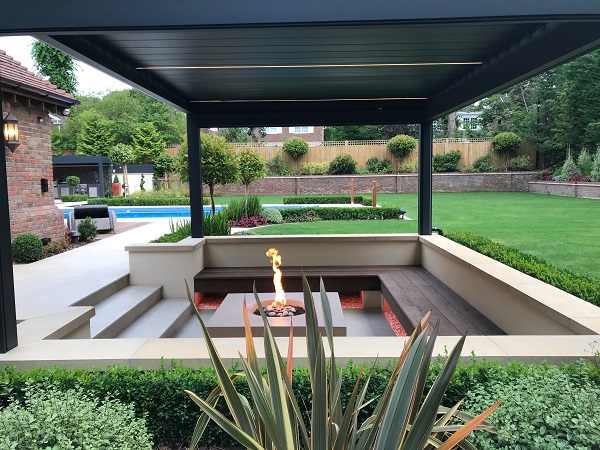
[456,111,483,131]
[264,126,324,145]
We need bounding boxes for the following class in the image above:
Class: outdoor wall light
[3,112,20,153]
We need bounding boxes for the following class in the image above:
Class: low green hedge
[60,194,89,202]
[88,197,211,206]
[283,195,372,206]
[1,359,598,448]
[446,231,600,307]
[281,206,403,221]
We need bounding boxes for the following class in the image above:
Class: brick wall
[3,98,65,242]
[529,181,600,199]
[265,126,324,144]
[216,172,538,196]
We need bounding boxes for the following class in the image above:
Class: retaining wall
[217,172,538,196]
[528,181,600,199]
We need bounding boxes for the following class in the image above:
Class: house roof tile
[0,49,77,103]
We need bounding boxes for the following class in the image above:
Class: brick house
[1,49,78,242]
[264,126,324,145]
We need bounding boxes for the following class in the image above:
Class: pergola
[2,1,600,353]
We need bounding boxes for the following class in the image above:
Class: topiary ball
[11,233,43,263]
[387,134,417,159]
[261,208,283,224]
[283,137,309,158]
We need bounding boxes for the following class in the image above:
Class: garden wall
[232,139,537,170]
[217,172,538,196]
[528,181,600,199]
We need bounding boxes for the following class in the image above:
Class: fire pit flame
[266,248,286,308]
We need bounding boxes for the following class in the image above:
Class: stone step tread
[170,310,216,338]
[90,285,162,338]
[117,298,192,339]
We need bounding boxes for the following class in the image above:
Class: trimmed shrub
[398,160,418,173]
[282,137,309,158]
[432,150,462,172]
[387,134,417,159]
[561,154,581,180]
[11,233,43,263]
[1,360,598,448]
[491,131,522,153]
[283,195,372,206]
[88,197,210,206]
[472,153,498,172]
[77,216,98,241]
[590,149,600,182]
[507,154,534,171]
[0,387,153,450]
[261,208,283,224]
[328,154,358,174]
[366,156,393,174]
[300,162,329,175]
[281,206,405,222]
[446,231,600,307]
[577,148,593,175]
[60,194,88,202]
[65,175,80,188]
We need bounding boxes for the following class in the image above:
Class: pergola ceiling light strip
[138,62,482,70]
[191,97,428,103]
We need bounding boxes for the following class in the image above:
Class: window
[265,127,282,134]
[290,126,314,134]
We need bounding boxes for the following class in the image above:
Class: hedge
[281,206,403,221]
[446,231,600,307]
[283,195,372,206]
[88,197,210,206]
[60,194,89,202]
[1,359,598,448]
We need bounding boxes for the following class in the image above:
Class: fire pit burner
[255,304,306,317]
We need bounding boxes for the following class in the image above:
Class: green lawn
[244,192,600,280]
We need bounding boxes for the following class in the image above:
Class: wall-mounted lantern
[3,112,19,153]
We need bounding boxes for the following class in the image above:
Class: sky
[0,36,131,96]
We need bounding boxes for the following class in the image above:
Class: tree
[77,112,114,156]
[219,128,250,143]
[131,122,166,164]
[108,143,135,165]
[153,153,175,178]
[31,40,77,93]
[200,134,240,214]
[237,148,266,208]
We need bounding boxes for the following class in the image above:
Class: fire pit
[205,248,346,337]
[206,291,346,337]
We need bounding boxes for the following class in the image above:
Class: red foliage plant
[569,175,591,182]
[229,216,268,228]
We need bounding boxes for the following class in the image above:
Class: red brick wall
[3,98,65,242]
[216,172,538,196]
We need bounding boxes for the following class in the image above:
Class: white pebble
[268,312,276,317]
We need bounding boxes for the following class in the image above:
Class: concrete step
[169,310,216,338]
[74,274,130,307]
[91,285,162,338]
[116,298,192,339]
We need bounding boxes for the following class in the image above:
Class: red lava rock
[384,311,407,336]
[197,295,225,310]
[340,293,363,309]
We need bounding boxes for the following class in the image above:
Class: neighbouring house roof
[0,49,78,106]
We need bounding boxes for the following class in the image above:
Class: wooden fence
[229,139,536,170]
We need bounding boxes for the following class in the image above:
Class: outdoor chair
[67,204,116,233]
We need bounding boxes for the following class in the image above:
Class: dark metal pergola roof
[2,1,600,352]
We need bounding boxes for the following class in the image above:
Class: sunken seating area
[68,204,116,232]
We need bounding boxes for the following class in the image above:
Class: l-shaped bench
[195,265,504,336]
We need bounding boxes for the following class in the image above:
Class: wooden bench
[195,265,504,336]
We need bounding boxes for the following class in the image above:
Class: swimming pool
[62,205,305,219]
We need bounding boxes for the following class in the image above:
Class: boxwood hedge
[283,195,372,206]
[280,206,403,221]
[87,197,210,206]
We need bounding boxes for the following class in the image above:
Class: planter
[528,181,600,199]
[112,182,121,197]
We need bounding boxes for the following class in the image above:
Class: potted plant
[111,175,121,197]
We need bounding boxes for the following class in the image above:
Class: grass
[247,192,600,280]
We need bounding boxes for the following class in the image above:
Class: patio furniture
[67,204,116,233]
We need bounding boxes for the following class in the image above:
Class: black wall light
[3,112,19,152]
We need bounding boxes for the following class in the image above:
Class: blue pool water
[62,205,304,219]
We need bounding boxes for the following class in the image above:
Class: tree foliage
[200,134,240,214]
[31,40,77,93]
[132,122,166,164]
[108,143,135,165]
[77,112,114,156]
[237,148,266,198]
[282,137,309,158]
[219,128,250,143]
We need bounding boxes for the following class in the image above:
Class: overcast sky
[0,36,131,96]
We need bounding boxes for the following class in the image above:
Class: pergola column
[186,114,204,238]
[418,120,433,236]
[0,92,18,353]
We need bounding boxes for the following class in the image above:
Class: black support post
[0,93,18,353]
[186,114,204,238]
[418,120,433,236]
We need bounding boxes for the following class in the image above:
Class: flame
[266,248,286,307]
